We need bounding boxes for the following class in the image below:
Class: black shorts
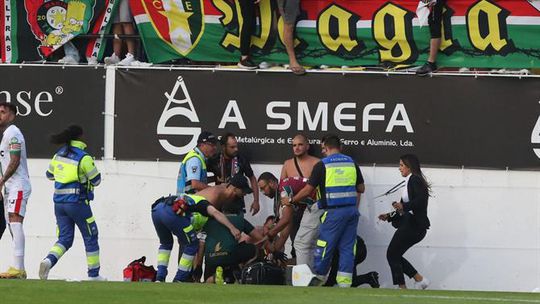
[428,0,446,39]
[204,242,256,281]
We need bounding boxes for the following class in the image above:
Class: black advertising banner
[115,69,540,169]
[0,66,105,158]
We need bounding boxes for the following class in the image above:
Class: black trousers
[428,0,446,38]
[387,224,426,285]
[0,203,6,239]
[239,0,256,56]
[324,236,367,287]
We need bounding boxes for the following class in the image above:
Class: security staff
[152,175,252,282]
[39,125,104,281]
[283,135,365,287]
[378,154,430,289]
[176,131,218,195]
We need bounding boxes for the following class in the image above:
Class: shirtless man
[151,175,252,282]
[281,134,319,180]
[280,134,322,268]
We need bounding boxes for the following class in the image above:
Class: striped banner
[0,0,18,63]
[131,0,540,68]
[84,0,120,61]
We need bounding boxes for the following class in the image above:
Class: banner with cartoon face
[24,0,96,57]
[0,0,115,62]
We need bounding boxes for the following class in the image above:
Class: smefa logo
[532,112,540,159]
[156,76,201,155]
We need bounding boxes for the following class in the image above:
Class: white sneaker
[87,275,107,281]
[39,259,52,280]
[128,60,152,67]
[58,55,78,65]
[118,53,135,66]
[415,277,430,290]
[104,53,120,65]
[87,56,98,65]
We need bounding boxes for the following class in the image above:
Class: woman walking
[39,125,105,280]
[378,154,430,289]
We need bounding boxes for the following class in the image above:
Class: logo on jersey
[214,242,222,253]
[157,76,201,155]
[9,137,21,151]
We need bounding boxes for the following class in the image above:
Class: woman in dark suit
[378,154,430,289]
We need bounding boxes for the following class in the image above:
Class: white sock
[10,222,25,270]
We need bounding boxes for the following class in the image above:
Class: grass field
[1,280,540,304]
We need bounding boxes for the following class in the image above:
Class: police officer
[175,131,218,271]
[176,131,218,195]
[283,134,365,287]
[39,125,104,280]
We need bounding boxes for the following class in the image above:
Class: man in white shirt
[0,102,31,279]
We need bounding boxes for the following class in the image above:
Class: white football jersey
[0,125,31,193]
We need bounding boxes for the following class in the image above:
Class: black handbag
[240,261,285,285]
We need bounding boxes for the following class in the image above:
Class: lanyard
[374,180,406,200]
[219,154,238,182]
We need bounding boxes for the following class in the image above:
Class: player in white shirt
[0,102,31,279]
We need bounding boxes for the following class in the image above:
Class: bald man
[280,134,322,268]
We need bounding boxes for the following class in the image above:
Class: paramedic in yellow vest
[284,134,365,287]
[152,175,252,282]
[176,131,218,195]
[38,125,105,281]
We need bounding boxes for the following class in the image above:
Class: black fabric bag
[240,261,285,285]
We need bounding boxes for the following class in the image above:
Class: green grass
[1,280,539,304]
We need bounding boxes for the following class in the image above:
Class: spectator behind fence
[104,0,137,65]
[237,0,260,69]
[378,154,431,289]
[277,0,306,75]
[416,0,446,76]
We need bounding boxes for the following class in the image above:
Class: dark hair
[220,132,236,146]
[258,172,278,183]
[400,154,431,193]
[293,133,309,144]
[50,125,83,146]
[321,134,341,149]
[265,215,276,224]
[0,102,17,115]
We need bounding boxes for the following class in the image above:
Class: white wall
[1,159,538,291]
